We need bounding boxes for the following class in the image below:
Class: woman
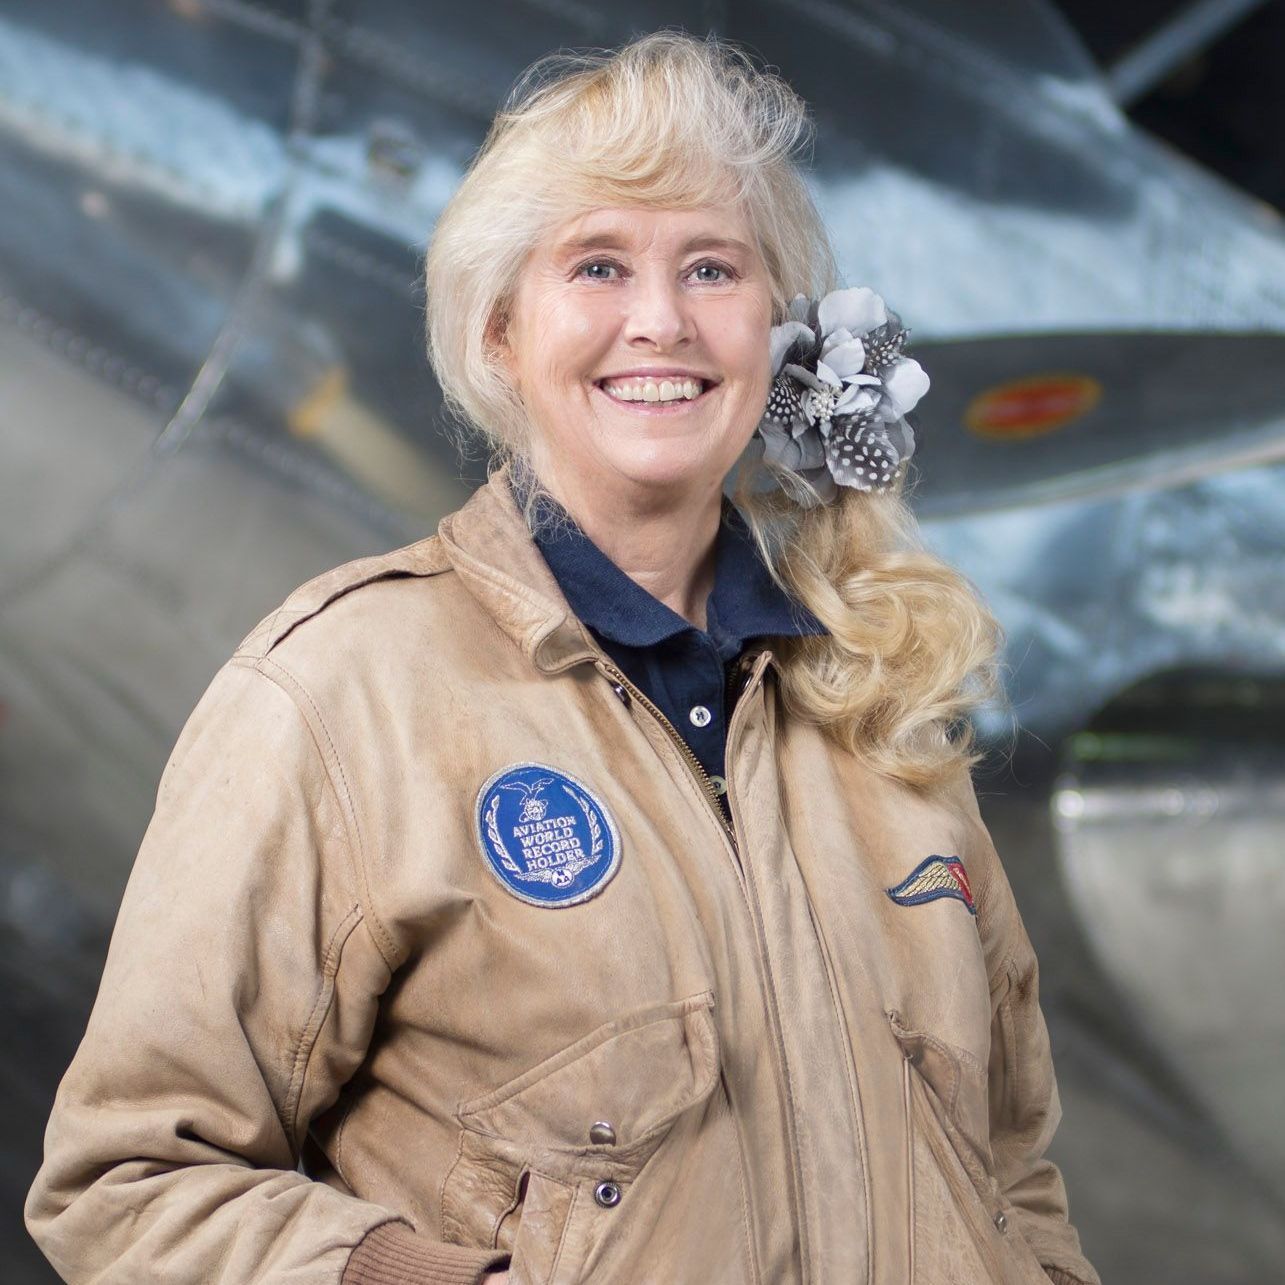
[27,31,1099,1285]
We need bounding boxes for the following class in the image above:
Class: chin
[601,438,728,495]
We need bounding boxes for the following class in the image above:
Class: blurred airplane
[3,2,1285,1280]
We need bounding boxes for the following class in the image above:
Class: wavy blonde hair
[425,30,1009,790]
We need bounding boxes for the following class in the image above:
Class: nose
[622,271,694,351]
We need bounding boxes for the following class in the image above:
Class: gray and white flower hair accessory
[755,287,929,505]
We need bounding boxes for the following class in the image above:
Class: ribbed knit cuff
[342,1221,509,1285]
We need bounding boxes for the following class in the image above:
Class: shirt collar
[511,468,827,655]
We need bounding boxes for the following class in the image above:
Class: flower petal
[806,469,839,505]
[760,417,833,485]
[820,327,854,357]
[758,420,801,470]
[787,294,813,324]
[796,432,826,470]
[818,286,887,339]
[883,416,916,464]
[882,357,930,416]
[769,321,816,374]
[791,412,817,440]
[820,338,867,381]
[814,360,844,389]
[835,384,881,416]
[783,362,826,394]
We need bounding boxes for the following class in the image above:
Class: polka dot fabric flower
[755,287,928,505]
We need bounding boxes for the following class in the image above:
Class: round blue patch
[475,762,621,907]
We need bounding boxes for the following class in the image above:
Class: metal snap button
[689,705,712,728]
[610,683,630,707]
[589,1121,616,1145]
[594,1180,622,1208]
[993,1210,1008,1234]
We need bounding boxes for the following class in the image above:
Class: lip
[596,368,720,384]
[593,375,719,413]
[593,370,720,413]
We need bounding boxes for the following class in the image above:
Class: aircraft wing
[909,330,1285,516]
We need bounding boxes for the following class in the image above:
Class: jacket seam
[725,681,818,1282]
[544,1174,579,1279]
[257,604,290,654]
[249,655,400,970]
[439,535,559,623]
[332,1085,357,1188]
[455,992,715,1119]
[736,825,813,1277]
[786,715,875,1285]
[723,1071,763,1285]
[995,957,1022,1130]
[436,1127,470,1242]
[953,777,1016,995]
[986,917,1024,990]
[283,902,363,1148]
[972,801,1032,1000]
[236,539,452,658]
[802,890,874,1277]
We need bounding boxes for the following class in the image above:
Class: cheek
[705,298,772,382]
[528,295,615,384]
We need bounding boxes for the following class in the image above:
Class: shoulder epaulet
[235,534,452,660]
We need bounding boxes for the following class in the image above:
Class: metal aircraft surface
[2,2,1284,1280]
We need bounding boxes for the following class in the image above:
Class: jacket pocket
[442,991,753,1284]
[888,1009,1047,1285]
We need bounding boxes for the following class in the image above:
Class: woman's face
[500,202,775,504]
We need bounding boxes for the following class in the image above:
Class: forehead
[544,204,757,257]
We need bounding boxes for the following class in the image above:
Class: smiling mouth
[595,375,718,406]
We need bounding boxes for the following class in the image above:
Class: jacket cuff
[343,1221,509,1285]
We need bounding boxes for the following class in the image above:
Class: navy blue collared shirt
[517,476,827,801]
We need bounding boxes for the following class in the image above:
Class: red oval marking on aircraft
[965,373,1102,439]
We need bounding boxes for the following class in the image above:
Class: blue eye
[690,261,733,283]
[578,260,620,280]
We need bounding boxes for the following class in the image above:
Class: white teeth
[600,376,706,403]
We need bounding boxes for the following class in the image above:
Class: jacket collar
[527,486,825,656]
[436,464,603,674]
[436,462,821,676]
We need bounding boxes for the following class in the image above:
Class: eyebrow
[554,231,755,259]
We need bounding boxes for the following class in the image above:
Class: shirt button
[709,775,727,796]
[689,705,712,728]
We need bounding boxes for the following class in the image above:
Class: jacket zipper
[717,660,816,1281]
[598,660,737,842]
[599,651,813,1277]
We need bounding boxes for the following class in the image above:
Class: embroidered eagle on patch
[886,855,976,915]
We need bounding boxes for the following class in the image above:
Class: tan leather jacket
[27,466,1099,1285]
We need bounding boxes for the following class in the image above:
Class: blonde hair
[425,30,1010,791]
